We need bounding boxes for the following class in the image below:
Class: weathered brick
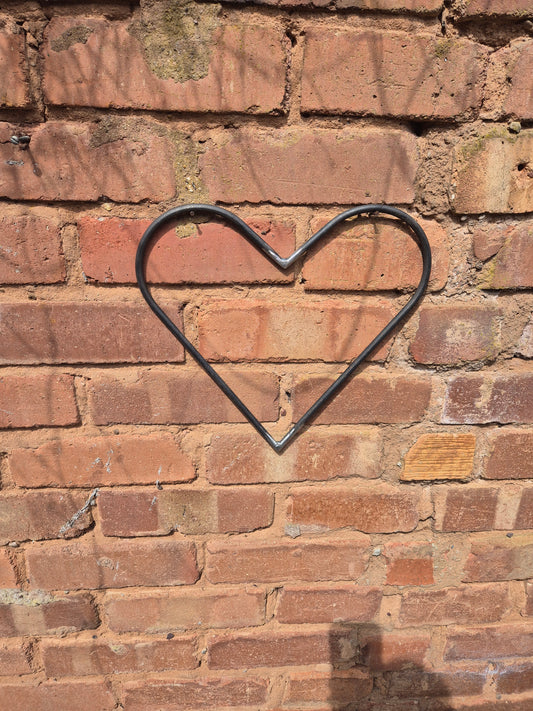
[464,533,533,582]
[0,640,31,676]
[8,434,195,488]
[206,429,382,484]
[199,128,417,205]
[302,217,448,292]
[302,30,485,119]
[206,539,370,583]
[442,374,533,424]
[104,589,265,633]
[0,302,184,365]
[214,0,442,11]
[26,539,199,590]
[434,486,498,532]
[484,430,533,479]
[0,590,98,637]
[486,41,533,119]
[44,17,285,113]
[459,0,533,17]
[410,306,502,364]
[99,487,273,536]
[445,624,533,661]
[0,549,17,588]
[0,680,115,711]
[208,629,357,669]
[513,489,533,529]
[452,129,533,214]
[88,369,279,425]
[0,491,93,545]
[0,27,30,108]
[388,669,485,698]
[284,670,372,706]
[359,631,431,670]
[474,223,533,289]
[0,214,64,285]
[496,664,533,695]
[123,677,268,711]
[287,484,421,533]
[399,583,510,626]
[276,585,381,624]
[401,433,476,481]
[0,374,78,429]
[383,541,434,586]
[42,635,198,676]
[79,216,295,284]
[0,120,176,203]
[292,373,431,424]
[198,301,393,362]
[518,317,533,357]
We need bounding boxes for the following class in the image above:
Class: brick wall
[0,0,532,708]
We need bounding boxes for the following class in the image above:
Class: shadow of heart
[136,204,431,453]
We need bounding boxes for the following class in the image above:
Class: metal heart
[136,204,431,453]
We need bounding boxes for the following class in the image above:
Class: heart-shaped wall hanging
[136,204,431,453]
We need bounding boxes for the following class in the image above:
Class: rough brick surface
[79,217,296,284]
[0,591,98,637]
[302,30,485,119]
[383,541,434,586]
[0,214,64,284]
[463,533,533,582]
[0,121,176,202]
[434,486,498,532]
[284,670,372,706]
[199,128,418,205]
[0,680,115,710]
[0,28,30,108]
[0,303,184,364]
[401,433,476,481]
[8,434,196,488]
[445,624,533,661]
[442,374,533,424]
[483,430,533,479]
[459,0,533,17]
[276,585,381,623]
[0,549,17,588]
[0,374,78,429]
[474,223,533,289]
[0,640,32,675]
[486,41,533,119]
[43,18,286,113]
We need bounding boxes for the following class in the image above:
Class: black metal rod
[136,204,431,453]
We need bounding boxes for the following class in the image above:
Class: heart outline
[136,204,431,453]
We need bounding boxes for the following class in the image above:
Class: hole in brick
[517,163,527,172]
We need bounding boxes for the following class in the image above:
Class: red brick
[518,317,533,358]
[208,628,358,669]
[123,677,268,711]
[0,590,98,637]
[445,624,533,661]
[199,301,394,362]
[88,369,279,425]
[99,487,273,536]
[0,680,115,711]
[442,374,533,424]
[0,640,31,676]
[287,484,421,533]
[474,223,533,289]
[302,217,448,292]
[452,129,533,214]
[284,670,372,706]
[359,631,431,671]
[464,533,533,582]
[206,539,370,583]
[434,486,498,532]
[8,434,195,488]
[206,429,382,484]
[0,374,78,429]
[0,27,30,108]
[0,214,64,285]
[459,0,533,17]
[410,306,502,364]
[383,541,434,586]
[401,433,476,481]
[0,491,93,545]
[43,17,285,113]
[292,373,431,424]
[398,583,510,626]
[514,489,533,529]
[276,585,381,624]
[0,302,184,365]
[527,582,533,615]
[26,539,199,590]
[487,41,533,119]
[0,549,17,588]
[388,669,484,698]
[105,589,265,633]
[42,635,197,676]
[302,30,484,119]
[484,430,533,479]
[199,128,417,205]
[0,120,176,203]
[79,216,295,284]
[496,664,533,695]
[215,0,442,10]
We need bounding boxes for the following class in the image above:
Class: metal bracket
[136,204,431,453]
